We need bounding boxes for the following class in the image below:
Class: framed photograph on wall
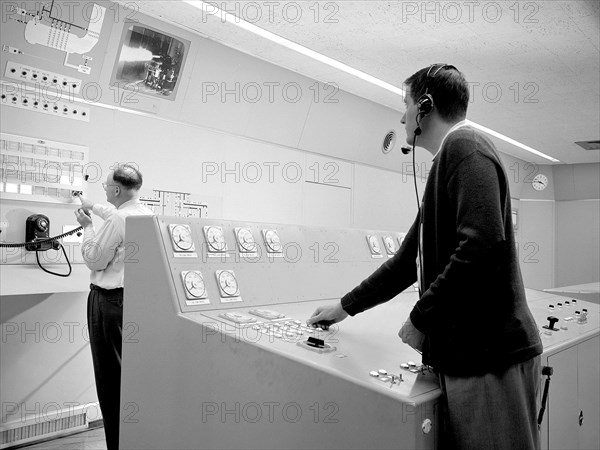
[111,23,190,101]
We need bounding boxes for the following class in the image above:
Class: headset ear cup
[417,94,434,116]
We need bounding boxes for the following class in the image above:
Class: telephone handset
[0,214,84,277]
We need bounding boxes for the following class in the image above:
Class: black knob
[542,316,560,331]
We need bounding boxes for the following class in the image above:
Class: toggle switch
[306,337,325,348]
[543,316,559,331]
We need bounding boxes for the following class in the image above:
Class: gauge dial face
[236,228,257,252]
[383,236,396,254]
[532,174,548,191]
[217,270,239,297]
[263,229,282,252]
[367,235,381,254]
[398,234,406,246]
[170,224,194,251]
[182,271,206,298]
[205,226,226,252]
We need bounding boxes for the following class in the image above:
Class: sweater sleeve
[410,145,507,335]
[341,213,420,316]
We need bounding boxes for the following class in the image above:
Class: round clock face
[236,228,256,252]
[368,235,381,254]
[183,271,206,298]
[170,225,194,251]
[383,236,396,254]
[264,230,282,252]
[218,271,239,296]
[205,226,226,251]
[532,174,549,191]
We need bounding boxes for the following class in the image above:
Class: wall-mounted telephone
[0,214,83,277]
[25,214,59,251]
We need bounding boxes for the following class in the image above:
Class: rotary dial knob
[170,224,194,251]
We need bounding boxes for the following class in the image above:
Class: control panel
[121,216,432,450]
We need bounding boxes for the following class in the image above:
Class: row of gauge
[168,224,406,257]
[169,224,283,254]
[181,269,240,304]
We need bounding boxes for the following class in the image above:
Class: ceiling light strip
[184,1,559,163]
[466,120,560,162]
[183,0,405,96]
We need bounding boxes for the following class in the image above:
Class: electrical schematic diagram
[140,190,207,218]
[9,1,106,74]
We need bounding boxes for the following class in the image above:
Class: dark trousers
[439,355,541,450]
[87,284,124,450]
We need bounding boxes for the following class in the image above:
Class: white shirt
[81,198,154,289]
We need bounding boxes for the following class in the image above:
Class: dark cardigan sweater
[341,127,542,376]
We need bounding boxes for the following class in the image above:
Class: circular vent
[382,131,396,154]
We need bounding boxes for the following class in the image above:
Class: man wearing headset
[308,64,543,449]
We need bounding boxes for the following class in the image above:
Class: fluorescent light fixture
[466,120,560,163]
[183,1,559,163]
[182,1,405,96]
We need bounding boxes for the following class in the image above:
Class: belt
[90,284,124,293]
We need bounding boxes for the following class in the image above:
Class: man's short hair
[404,64,469,122]
[113,164,143,191]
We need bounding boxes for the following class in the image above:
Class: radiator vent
[0,412,87,448]
[575,140,600,150]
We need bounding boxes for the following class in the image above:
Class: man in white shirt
[75,164,153,450]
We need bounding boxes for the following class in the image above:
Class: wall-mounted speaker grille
[382,131,396,154]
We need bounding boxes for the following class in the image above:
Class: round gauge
[218,271,239,297]
[206,226,226,251]
[397,235,406,247]
[532,174,548,191]
[183,271,206,298]
[368,235,381,254]
[383,236,396,254]
[170,225,194,251]
[236,228,256,252]
[264,230,282,252]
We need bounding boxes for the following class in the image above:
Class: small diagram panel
[262,229,283,254]
[180,271,209,305]
[215,270,241,301]
[234,227,257,253]
[168,224,195,252]
[10,2,107,74]
[203,226,227,254]
[366,235,382,257]
[382,235,397,256]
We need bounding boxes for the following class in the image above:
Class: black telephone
[0,214,84,277]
